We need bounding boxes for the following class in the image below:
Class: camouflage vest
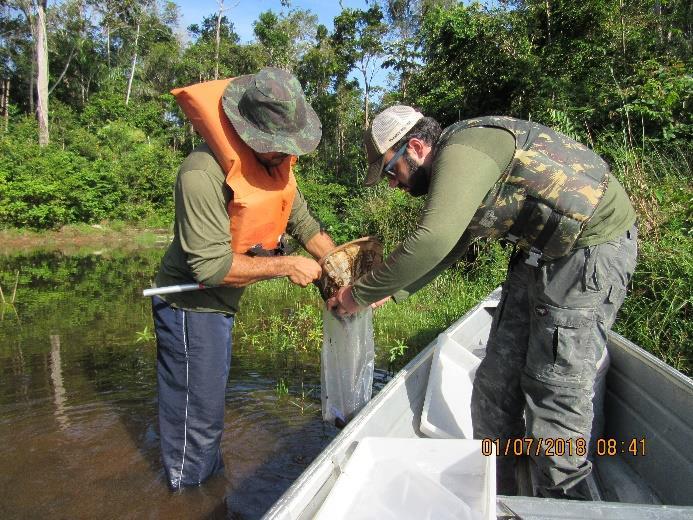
[439,116,609,264]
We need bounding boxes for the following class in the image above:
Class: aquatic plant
[388,339,407,363]
[134,326,155,344]
[275,378,289,398]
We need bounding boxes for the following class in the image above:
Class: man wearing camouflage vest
[328,105,638,499]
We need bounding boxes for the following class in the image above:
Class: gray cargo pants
[471,226,637,499]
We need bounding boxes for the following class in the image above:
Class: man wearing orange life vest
[151,68,335,490]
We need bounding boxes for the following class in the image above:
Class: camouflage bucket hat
[222,67,321,156]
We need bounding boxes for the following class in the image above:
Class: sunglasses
[382,143,408,179]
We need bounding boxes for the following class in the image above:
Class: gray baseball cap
[363,105,423,186]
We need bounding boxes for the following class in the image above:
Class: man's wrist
[278,256,295,278]
[336,286,359,313]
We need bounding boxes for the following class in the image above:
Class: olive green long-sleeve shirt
[352,127,636,306]
[154,144,322,315]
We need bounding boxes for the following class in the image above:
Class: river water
[0,248,388,519]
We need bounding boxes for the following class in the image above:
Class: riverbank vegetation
[1,1,690,373]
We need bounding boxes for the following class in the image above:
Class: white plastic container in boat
[314,437,496,520]
[420,333,481,439]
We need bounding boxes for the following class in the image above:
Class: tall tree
[185,12,256,83]
[381,0,420,100]
[409,3,535,122]
[253,11,290,67]
[125,20,139,105]
[14,0,49,145]
[332,6,386,126]
[35,0,48,145]
[213,0,231,80]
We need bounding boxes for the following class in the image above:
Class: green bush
[0,115,180,229]
[0,138,86,228]
[345,184,424,253]
[616,232,692,373]
[296,175,360,244]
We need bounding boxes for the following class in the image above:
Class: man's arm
[175,168,322,289]
[285,188,336,259]
[304,230,336,259]
[391,231,473,302]
[349,145,502,306]
[222,253,321,287]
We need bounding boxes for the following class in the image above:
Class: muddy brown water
[0,249,388,519]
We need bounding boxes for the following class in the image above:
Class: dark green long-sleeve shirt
[154,144,322,315]
[352,127,636,306]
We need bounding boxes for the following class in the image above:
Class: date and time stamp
[481,437,647,457]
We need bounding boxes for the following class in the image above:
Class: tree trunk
[359,65,370,128]
[1,79,9,133]
[29,59,35,116]
[125,23,140,105]
[619,0,627,62]
[48,46,77,97]
[364,83,370,128]
[545,0,552,45]
[35,0,49,146]
[653,0,663,44]
[214,0,224,80]
[106,25,111,69]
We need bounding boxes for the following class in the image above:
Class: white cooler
[314,437,496,520]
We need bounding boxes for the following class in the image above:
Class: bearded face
[403,152,431,197]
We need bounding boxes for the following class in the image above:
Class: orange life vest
[171,79,297,254]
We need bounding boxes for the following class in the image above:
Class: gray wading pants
[471,226,637,499]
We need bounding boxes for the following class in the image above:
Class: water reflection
[49,334,70,431]
[0,249,343,519]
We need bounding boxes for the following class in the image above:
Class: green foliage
[619,60,692,142]
[254,11,292,67]
[388,339,408,363]
[411,4,535,122]
[617,232,692,373]
[296,174,359,244]
[603,141,692,374]
[81,89,174,140]
[345,184,424,253]
[0,137,96,228]
[332,6,387,86]
[134,325,155,343]
[236,283,323,354]
[275,378,290,398]
[0,97,180,229]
